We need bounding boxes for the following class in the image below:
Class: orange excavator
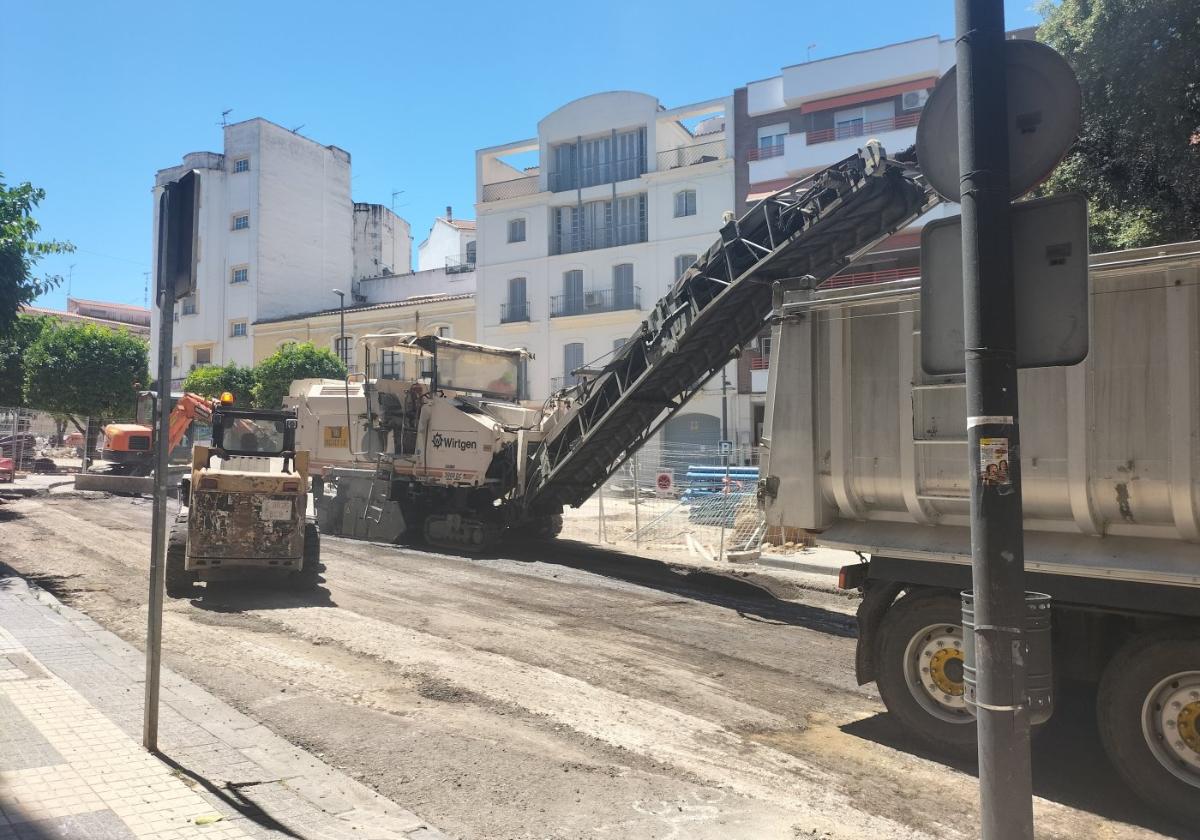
[100,391,213,475]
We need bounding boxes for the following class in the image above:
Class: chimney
[446,205,452,221]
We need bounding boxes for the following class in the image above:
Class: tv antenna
[290,124,305,134]
[218,108,233,127]
[806,43,817,62]
[391,189,406,211]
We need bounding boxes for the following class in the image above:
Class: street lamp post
[332,289,352,457]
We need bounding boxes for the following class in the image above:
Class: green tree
[1037,0,1200,250]
[0,175,74,331]
[251,342,346,409]
[0,314,49,406]
[24,323,149,425]
[183,362,255,406]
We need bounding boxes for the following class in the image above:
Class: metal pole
[143,284,174,751]
[333,289,350,450]
[631,452,640,548]
[717,453,729,561]
[720,368,728,443]
[955,2,1033,837]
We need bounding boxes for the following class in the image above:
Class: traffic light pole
[955,2,1034,837]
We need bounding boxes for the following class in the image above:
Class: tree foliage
[23,323,149,419]
[1037,0,1200,251]
[0,314,50,406]
[0,175,74,331]
[251,342,345,409]
[183,362,255,406]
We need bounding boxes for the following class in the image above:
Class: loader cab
[208,406,299,470]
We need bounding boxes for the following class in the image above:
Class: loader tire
[291,522,322,590]
[164,527,194,598]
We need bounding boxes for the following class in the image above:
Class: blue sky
[2,1,1041,311]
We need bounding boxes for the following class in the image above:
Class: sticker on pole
[655,471,673,495]
[979,438,1012,487]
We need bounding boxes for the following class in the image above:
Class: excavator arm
[165,393,214,453]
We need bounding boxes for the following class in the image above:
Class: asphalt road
[0,492,1189,840]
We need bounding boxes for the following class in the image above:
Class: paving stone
[0,695,64,771]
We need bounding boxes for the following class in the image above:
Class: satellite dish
[916,39,1081,202]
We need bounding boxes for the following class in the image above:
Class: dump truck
[760,239,1200,824]
[167,397,319,596]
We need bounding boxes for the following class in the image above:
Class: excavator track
[525,142,936,513]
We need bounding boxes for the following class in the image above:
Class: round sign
[655,471,673,492]
[916,39,1081,202]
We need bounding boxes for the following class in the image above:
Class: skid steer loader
[166,394,320,597]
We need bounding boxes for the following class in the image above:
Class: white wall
[353,203,413,279]
[358,267,475,303]
[779,36,942,105]
[417,219,473,271]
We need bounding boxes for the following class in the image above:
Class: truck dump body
[762,240,1200,589]
[527,143,936,513]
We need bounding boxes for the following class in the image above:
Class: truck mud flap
[855,579,904,685]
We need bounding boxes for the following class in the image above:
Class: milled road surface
[0,492,1188,839]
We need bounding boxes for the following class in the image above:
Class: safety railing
[549,287,641,318]
[656,139,726,171]
[806,111,921,145]
[500,300,531,324]
[481,174,539,202]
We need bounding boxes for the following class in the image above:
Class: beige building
[252,293,475,374]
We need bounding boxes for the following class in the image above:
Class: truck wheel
[164,529,194,598]
[292,522,323,589]
[1097,626,1200,826]
[876,589,977,756]
[535,514,564,540]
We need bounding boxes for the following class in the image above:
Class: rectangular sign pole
[144,192,174,752]
[955,2,1035,837]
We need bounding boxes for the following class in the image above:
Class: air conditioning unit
[902,89,929,111]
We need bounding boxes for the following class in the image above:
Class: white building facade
[353,202,412,280]
[417,210,476,273]
[475,91,749,450]
[151,118,357,381]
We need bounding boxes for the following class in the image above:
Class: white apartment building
[417,209,476,272]
[475,91,747,450]
[151,118,365,381]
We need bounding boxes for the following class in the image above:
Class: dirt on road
[0,492,1186,840]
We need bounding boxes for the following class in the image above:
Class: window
[563,342,584,386]
[181,295,197,315]
[465,241,476,265]
[507,218,526,243]
[504,277,528,322]
[673,189,697,218]
[674,254,697,279]
[757,123,788,154]
[193,347,212,367]
[612,263,635,309]
[230,266,248,284]
[379,350,404,380]
[562,269,584,316]
[233,213,250,230]
[549,127,647,191]
[334,335,353,369]
[233,157,250,173]
[172,348,180,369]
[551,193,647,255]
[230,320,247,338]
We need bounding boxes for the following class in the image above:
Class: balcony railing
[549,287,641,318]
[548,155,646,192]
[749,354,769,370]
[445,255,475,274]
[550,222,646,256]
[656,138,726,171]
[747,144,785,161]
[500,300,530,324]
[806,111,921,145]
[481,174,539,202]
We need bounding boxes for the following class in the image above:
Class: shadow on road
[499,537,857,637]
[0,561,85,605]
[187,578,337,613]
[153,751,306,838]
[841,684,1191,839]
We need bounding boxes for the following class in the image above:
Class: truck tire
[164,526,194,598]
[1096,626,1200,826]
[876,589,977,756]
[534,514,563,540]
[292,522,323,590]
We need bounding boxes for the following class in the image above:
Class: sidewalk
[0,568,445,840]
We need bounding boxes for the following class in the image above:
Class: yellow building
[252,293,475,373]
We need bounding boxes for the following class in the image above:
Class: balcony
[445,255,475,274]
[806,112,920,145]
[550,221,647,256]
[481,174,539,202]
[548,155,646,192]
[500,300,531,324]
[656,138,726,171]
[549,287,641,318]
[747,144,785,161]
